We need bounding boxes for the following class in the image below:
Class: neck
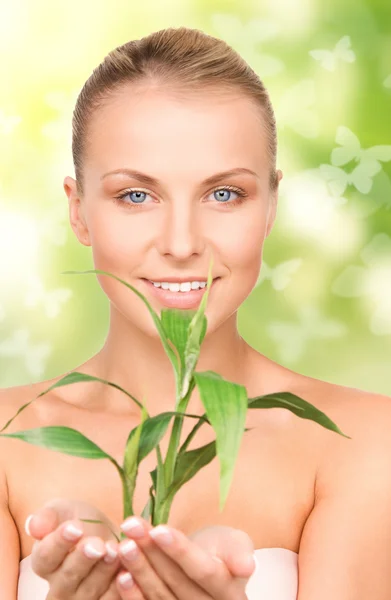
[81,305,252,417]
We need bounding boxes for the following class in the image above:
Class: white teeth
[150,280,208,292]
[179,282,192,292]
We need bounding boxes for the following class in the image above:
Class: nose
[157,202,205,260]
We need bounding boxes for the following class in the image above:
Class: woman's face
[64,85,281,338]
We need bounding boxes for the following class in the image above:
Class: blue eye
[213,189,237,203]
[128,191,148,203]
[113,185,248,209]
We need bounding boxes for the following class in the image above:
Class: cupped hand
[26,498,257,599]
[26,497,124,599]
[114,516,257,599]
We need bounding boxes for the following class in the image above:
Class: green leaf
[140,487,154,522]
[0,371,144,434]
[150,466,158,490]
[124,410,210,466]
[124,402,148,474]
[180,257,214,398]
[248,392,351,439]
[193,370,248,511]
[0,426,121,464]
[161,309,195,374]
[123,401,149,514]
[163,439,217,503]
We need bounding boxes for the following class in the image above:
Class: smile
[141,278,220,309]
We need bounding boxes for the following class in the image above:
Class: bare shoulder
[292,374,391,496]
[299,374,391,439]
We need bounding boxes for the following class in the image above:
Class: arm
[297,392,391,600]
[0,404,21,598]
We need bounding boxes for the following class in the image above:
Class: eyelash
[112,185,249,210]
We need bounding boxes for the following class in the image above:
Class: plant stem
[151,445,165,525]
[123,477,133,519]
[157,378,197,522]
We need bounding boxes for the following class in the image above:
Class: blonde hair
[72,26,278,196]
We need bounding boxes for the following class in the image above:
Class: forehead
[84,86,268,181]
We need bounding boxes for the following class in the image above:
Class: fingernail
[103,542,118,564]
[62,523,84,541]
[243,553,257,571]
[84,542,105,558]
[149,525,173,545]
[25,514,34,537]
[120,516,144,537]
[118,571,134,589]
[120,539,139,560]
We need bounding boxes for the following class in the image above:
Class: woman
[1,25,391,599]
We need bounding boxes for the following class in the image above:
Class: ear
[265,169,283,238]
[63,176,91,246]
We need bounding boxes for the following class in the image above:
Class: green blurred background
[0,0,390,394]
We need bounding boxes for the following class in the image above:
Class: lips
[141,277,219,309]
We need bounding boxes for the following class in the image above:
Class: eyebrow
[100,167,259,187]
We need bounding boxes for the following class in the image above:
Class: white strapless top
[18,548,298,599]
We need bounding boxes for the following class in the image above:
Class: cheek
[221,212,266,272]
[88,211,144,269]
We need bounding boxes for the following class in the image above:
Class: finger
[25,506,64,540]
[48,535,108,597]
[26,496,91,541]
[146,524,246,600]
[115,569,145,599]
[217,528,256,579]
[188,525,256,579]
[72,540,124,598]
[102,575,129,600]
[119,517,209,599]
[30,518,85,577]
[117,535,177,599]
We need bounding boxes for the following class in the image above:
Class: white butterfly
[319,161,382,196]
[383,74,391,89]
[360,233,391,266]
[25,342,52,377]
[320,126,391,195]
[309,36,356,71]
[210,14,285,77]
[0,329,52,377]
[256,258,303,290]
[331,126,391,170]
[25,275,73,319]
[332,234,391,335]
[267,305,347,363]
[276,79,319,138]
[0,329,35,357]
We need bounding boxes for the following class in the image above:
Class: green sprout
[0,255,351,541]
